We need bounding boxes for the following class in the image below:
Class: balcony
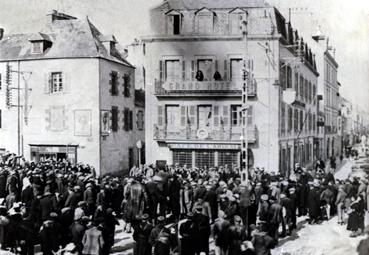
[154,79,257,98]
[153,125,258,144]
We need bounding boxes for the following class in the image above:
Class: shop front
[30,144,78,164]
[168,143,254,169]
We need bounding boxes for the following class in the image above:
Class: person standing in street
[133,214,153,255]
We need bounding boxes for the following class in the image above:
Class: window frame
[50,72,63,94]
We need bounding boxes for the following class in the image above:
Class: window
[198,13,213,34]
[50,72,63,93]
[111,106,118,132]
[299,76,304,100]
[31,41,43,54]
[0,109,2,129]
[198,105,212,128]
[110,71,118,96]
[288,107,293,132]
[137,110,144,130]
[281,104,286,134]
[294,72,299,96]
[123,74,131,97]
[173,150,193,167]
[123,108,129,131]
[230,58,243,81]
[247,106,253,126]
[286,66,292,88]
[0,73,2,90]
[165,60,181,82]
[195,150,214,168]
[300,110,304,131]
[166,105,180,128]
[231,105,242,126]
[197,59,213,81]
[218,150,239,167]
[167,14,181,35]
[294,109,298,132]
[229,12,246,35]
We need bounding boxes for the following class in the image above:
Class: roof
[0,16,134,67]
[153,0,269,10]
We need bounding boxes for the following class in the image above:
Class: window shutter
[223,59,228,80]
[180,105,186,127]
[222,105,229,125]
[189,105,196,129]
[215,60,218,72]
[214,105,219,127]
[247,105,253,126]
[157,105,164,127]
[191,60,195,81]
[111,106,118,132]
[44,72,51,94]
[62,72,70,94]
[159,60,163,83]
[129,110,133,130]
[182,60,186,81]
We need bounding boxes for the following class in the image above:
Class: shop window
[195,150,214,168]
[173,150,192,167]
[218,150,239,167]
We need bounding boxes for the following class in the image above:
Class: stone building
[129,0,318,174]
[0,11,143,176]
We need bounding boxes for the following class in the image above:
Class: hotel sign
[168,143,240,150]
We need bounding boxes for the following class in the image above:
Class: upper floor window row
[165,8,247,36]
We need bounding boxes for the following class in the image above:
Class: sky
[0,0,368,111]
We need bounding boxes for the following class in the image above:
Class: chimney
[0,28,4,40]
[51,10,77,22]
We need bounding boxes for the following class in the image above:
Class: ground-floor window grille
[173,150,192,167]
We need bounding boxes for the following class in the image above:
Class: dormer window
[229,8,248,35]
[99,35,117,56]
[195,8,215,35]
[165,10,182,35]
[29,32,52,54]
[32,41,43,54]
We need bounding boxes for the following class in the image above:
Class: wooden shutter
[44,72,51,94]
[159,60,163,83]
[191,60,195,81]
[222,105,229,126]
[62,72,70,94]
[213,105,219,127]
[157,105,164,127]
[247,105,253,126]
[223,59,228,80]
[111,106,118,132]
[129,110,133,130]
[189,105,196,129]
[180,106,186,127]
[182,60,186,81]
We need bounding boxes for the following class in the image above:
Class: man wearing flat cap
[133,214,153,255]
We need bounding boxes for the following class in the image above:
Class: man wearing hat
[179,212,195,255]
[192,204,211,255]
[83,182,96,217]
[267,196,282,244]
[133,214,153,255]
[149,216,172,255]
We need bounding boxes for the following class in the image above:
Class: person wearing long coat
[82,223,104,255]
[308,185,321,224]
[133,214,153,255]
[227,215,247,255]
[192,206,211,255]
[347,195,365,236]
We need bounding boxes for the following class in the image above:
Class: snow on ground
[272,216,368,255]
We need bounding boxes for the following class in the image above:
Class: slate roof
[153,0,269,10]
[0,16,133,67]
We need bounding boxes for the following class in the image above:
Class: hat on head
[261,194,269,201]
[157,216,165,222]
[141,214,149,220]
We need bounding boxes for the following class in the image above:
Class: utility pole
[241,20,249,185]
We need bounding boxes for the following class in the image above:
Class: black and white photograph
[0,0,369,254]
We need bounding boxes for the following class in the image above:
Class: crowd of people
[0,149,367,255]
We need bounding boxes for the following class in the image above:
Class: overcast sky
[0,0,368,111]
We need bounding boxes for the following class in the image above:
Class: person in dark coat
[83,183,96,217]
[65,185,83,210]
[227,215,247,255]
[179,212,196,255]
[101,208,119,255]
[288,187,298,230]
[70,215,88,255]
[39,220,60,255]
[347,195,365,236]
[149,216,173,255]
[168,175,181,221]
[204,185,218,223]
[192,205,211,255]
[133,214,153,255]
[21,178,34,212]
[213,211,231,255]
[59,207,74,247]
[0,168,8,199]
[280,193,292,236]
[40,191,57,221]
[308,184,321,224]
[267,197,282,244]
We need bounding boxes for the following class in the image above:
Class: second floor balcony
[154,79,257,98]
[153,124,258,144]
